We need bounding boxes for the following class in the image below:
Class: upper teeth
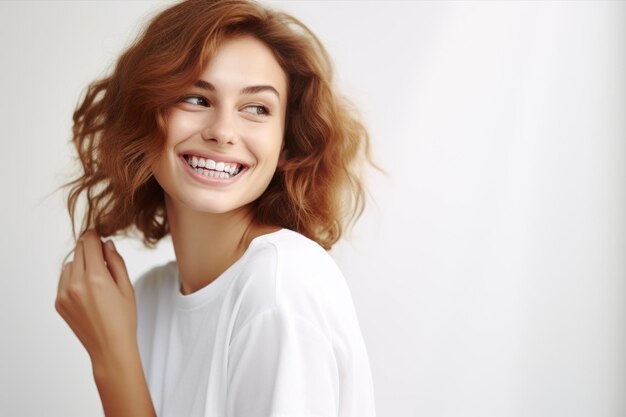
[186,155,241,175]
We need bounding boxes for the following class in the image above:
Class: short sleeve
[226,307,339,417]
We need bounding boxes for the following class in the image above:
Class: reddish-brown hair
[62,0,373,252]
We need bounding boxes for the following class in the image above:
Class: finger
[71,239,86,277]
[103,240,133,294]
[57,261,72,294]
[81,229,108,275]
[55,261,73,316]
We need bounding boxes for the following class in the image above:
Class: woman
[56,1,376,416]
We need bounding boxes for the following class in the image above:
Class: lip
[179,154,248,186]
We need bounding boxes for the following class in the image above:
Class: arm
[91,347,155,417]
[56,230,156,417]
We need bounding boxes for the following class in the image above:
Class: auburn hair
[62,0,373,252]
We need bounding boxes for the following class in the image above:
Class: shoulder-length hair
[63,0,373,251]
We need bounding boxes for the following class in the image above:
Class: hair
[61,0,374,255]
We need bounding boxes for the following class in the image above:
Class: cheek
[166,111,202,143]
[245,126,283,162]
[262,140,283,168]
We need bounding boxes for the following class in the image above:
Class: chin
[183,195,254,216]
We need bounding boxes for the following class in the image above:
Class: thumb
[103,240,133,294]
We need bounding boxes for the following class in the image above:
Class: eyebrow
[194,80,280,99]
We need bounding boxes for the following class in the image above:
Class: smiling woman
[56,1,376,417]
[153,36,288,220]
[151,35,293,297]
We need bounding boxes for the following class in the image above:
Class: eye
[242,104,270,116]
[177,95,210,107]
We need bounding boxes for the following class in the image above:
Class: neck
[164,196,277,295]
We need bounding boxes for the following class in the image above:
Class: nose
[201,109,237,145]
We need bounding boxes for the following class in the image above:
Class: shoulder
[266,229,348,300]
[241,228,348,302]
[248,228,342,280]
[257,228,327,256]
[232,229,355,335]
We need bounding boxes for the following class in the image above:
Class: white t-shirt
[134,228,376,417]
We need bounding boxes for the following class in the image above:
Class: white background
[1,1,624,416]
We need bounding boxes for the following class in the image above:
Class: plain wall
[0,1,624,416]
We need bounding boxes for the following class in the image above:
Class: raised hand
[55,229,137,367]
[56,230,156,417]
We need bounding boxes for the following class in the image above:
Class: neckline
[173,228,287,310]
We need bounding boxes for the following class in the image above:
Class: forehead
[198,36,288,100]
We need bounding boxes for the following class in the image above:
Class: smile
[183,154,244,179]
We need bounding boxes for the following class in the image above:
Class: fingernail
[105,240,116,251]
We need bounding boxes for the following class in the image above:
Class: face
[152,36,288,217]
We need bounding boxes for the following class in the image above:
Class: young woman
[56,1,376,416]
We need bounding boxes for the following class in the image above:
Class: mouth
[182,154,246,179]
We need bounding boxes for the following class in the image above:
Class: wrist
[90,342,142,380]
[89,342,156,417]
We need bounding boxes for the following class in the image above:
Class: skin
[56,233,154,416]
[153,35,288,294]
[56,36,289,416]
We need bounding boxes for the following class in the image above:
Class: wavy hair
[61,0,374,253]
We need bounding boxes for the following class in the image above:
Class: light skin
[153,35,288,294]
[56,35,289,416]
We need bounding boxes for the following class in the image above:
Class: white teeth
[185,155,243,178]
[193,167,237,179]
